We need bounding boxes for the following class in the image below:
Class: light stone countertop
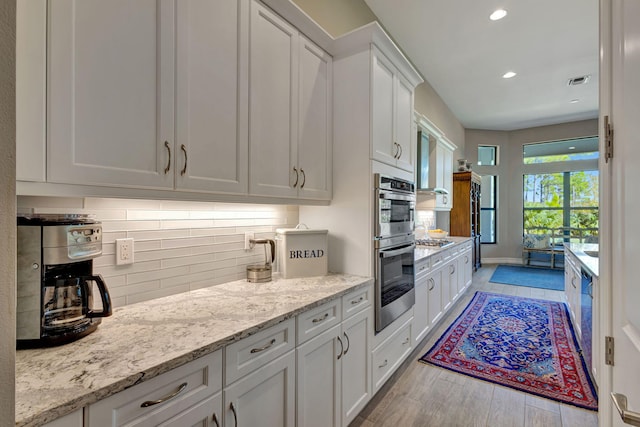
[565,242,599,277]
[414,236,472,262]
[15,273,373,427]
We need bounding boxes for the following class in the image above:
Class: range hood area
[417,187,449,195]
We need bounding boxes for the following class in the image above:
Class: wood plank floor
[350,264,599,427]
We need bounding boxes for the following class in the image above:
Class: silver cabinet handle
[379,359,388,368]
[140,382,187,407]
[402,337,410,345]
[164,141,171,174]
[398,143,403,159]
[230,402,238,427]
[250,338,276,354]
[337,335,344,360]
[450,264,455,274]
[428,278,435,291]
[300,168,306,188]
[465,256,469,264]
[343,332,350,355]
[351,296,364,305]
[393,142,399,159]
[180,144,187,176]
[571,276,577,288]
[312,313,329,323]
[212,412,220,427]
[612,393,640,426]
[293,166,299,187]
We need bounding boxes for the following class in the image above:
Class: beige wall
[466,119,599,262]
[0,0,16,425]
[292,0,465,155]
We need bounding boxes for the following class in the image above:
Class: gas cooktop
[415,238,455,248]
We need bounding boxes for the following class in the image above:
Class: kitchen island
[16,273,372,427]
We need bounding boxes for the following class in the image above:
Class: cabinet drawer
[372,318,412,392]
[225,317,295,386]
[88,350,222,427]
[415,258,430,280]
[430,253,444,269]
[297,298,342,344]
[342,284,372,319]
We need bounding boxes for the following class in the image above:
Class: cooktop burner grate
[416,238,455,247]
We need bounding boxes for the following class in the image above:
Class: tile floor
[350,264,599,427]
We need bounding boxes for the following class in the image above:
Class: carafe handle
[84,274,113,318]
[251,239,276,265]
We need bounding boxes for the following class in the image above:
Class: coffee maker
[17,214,112,348]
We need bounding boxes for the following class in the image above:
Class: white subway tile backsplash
[18,196,298,307]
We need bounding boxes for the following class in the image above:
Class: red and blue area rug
[420,292,598,410]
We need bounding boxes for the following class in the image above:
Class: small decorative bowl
[427,230,449,239]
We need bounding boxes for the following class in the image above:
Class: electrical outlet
[116,238,134,265]
[244,232,255,251]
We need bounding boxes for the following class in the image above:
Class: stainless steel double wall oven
[374,174,416,332]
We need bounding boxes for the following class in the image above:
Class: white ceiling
[364,0,600,131]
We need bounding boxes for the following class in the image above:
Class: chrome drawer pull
[140,382,187,407]
[612,393,640,426]
[402,337,410,345]
[180,144,187,176]
[379,359,388,368]
[312,313,329,323]
[343,332,350,355]
[337,336,344,360]
[351,296,364,305]
[250,338,276,353]
[164,141,171,174]
[230,402,238,427]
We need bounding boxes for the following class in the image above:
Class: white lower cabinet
[296,289,372,427]
[42,409,83,427]
[427,267,444,326]
[412,258,430,345]
[372,318,412,392]
[223,351,296,427]
[88,350,223,427]
[459,246,473,293]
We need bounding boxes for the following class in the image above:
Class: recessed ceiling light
[502,71,517,79]
[490,9,508,21]
[570,99,580,103]
[568,146,576,150]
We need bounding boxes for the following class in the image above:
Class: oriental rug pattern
[419,292,598,410]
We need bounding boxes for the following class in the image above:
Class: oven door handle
[378,191,416,202]
[379,243,415,258]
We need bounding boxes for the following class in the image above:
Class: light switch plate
[116,238,134,265]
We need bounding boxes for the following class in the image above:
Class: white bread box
[275,226,328,279]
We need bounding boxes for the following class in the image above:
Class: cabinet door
[427,269,443,326]
[48,0,174,189]
[371,49,396,167]
[297,36,332,200]
[413,274,429,345]
[394,74,414,173]
[447,260,459,304]
[460,248,472,291]
[158,393,222,427]
[175,0,248,194]
[296,325,341,427]
[248,0,298,198]
[341,308,372,426]
[223,352,295,427]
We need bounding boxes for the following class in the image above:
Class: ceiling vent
[568,75,591,86]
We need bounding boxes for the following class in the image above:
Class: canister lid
[276,228,328,235]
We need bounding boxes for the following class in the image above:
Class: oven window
[379,249,414,306]
[380,199,414,223]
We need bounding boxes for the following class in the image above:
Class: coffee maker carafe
[17,215,112,348]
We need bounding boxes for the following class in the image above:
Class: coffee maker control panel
[68,226,102,245]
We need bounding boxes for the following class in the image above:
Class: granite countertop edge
[16,273,373,427]
[564,242,599,277]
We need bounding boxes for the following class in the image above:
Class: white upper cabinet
[249,0,332,200]
[47,0,248,194]
[371,48,415,173]
[48,0,175,189]
[175,0,248,194]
